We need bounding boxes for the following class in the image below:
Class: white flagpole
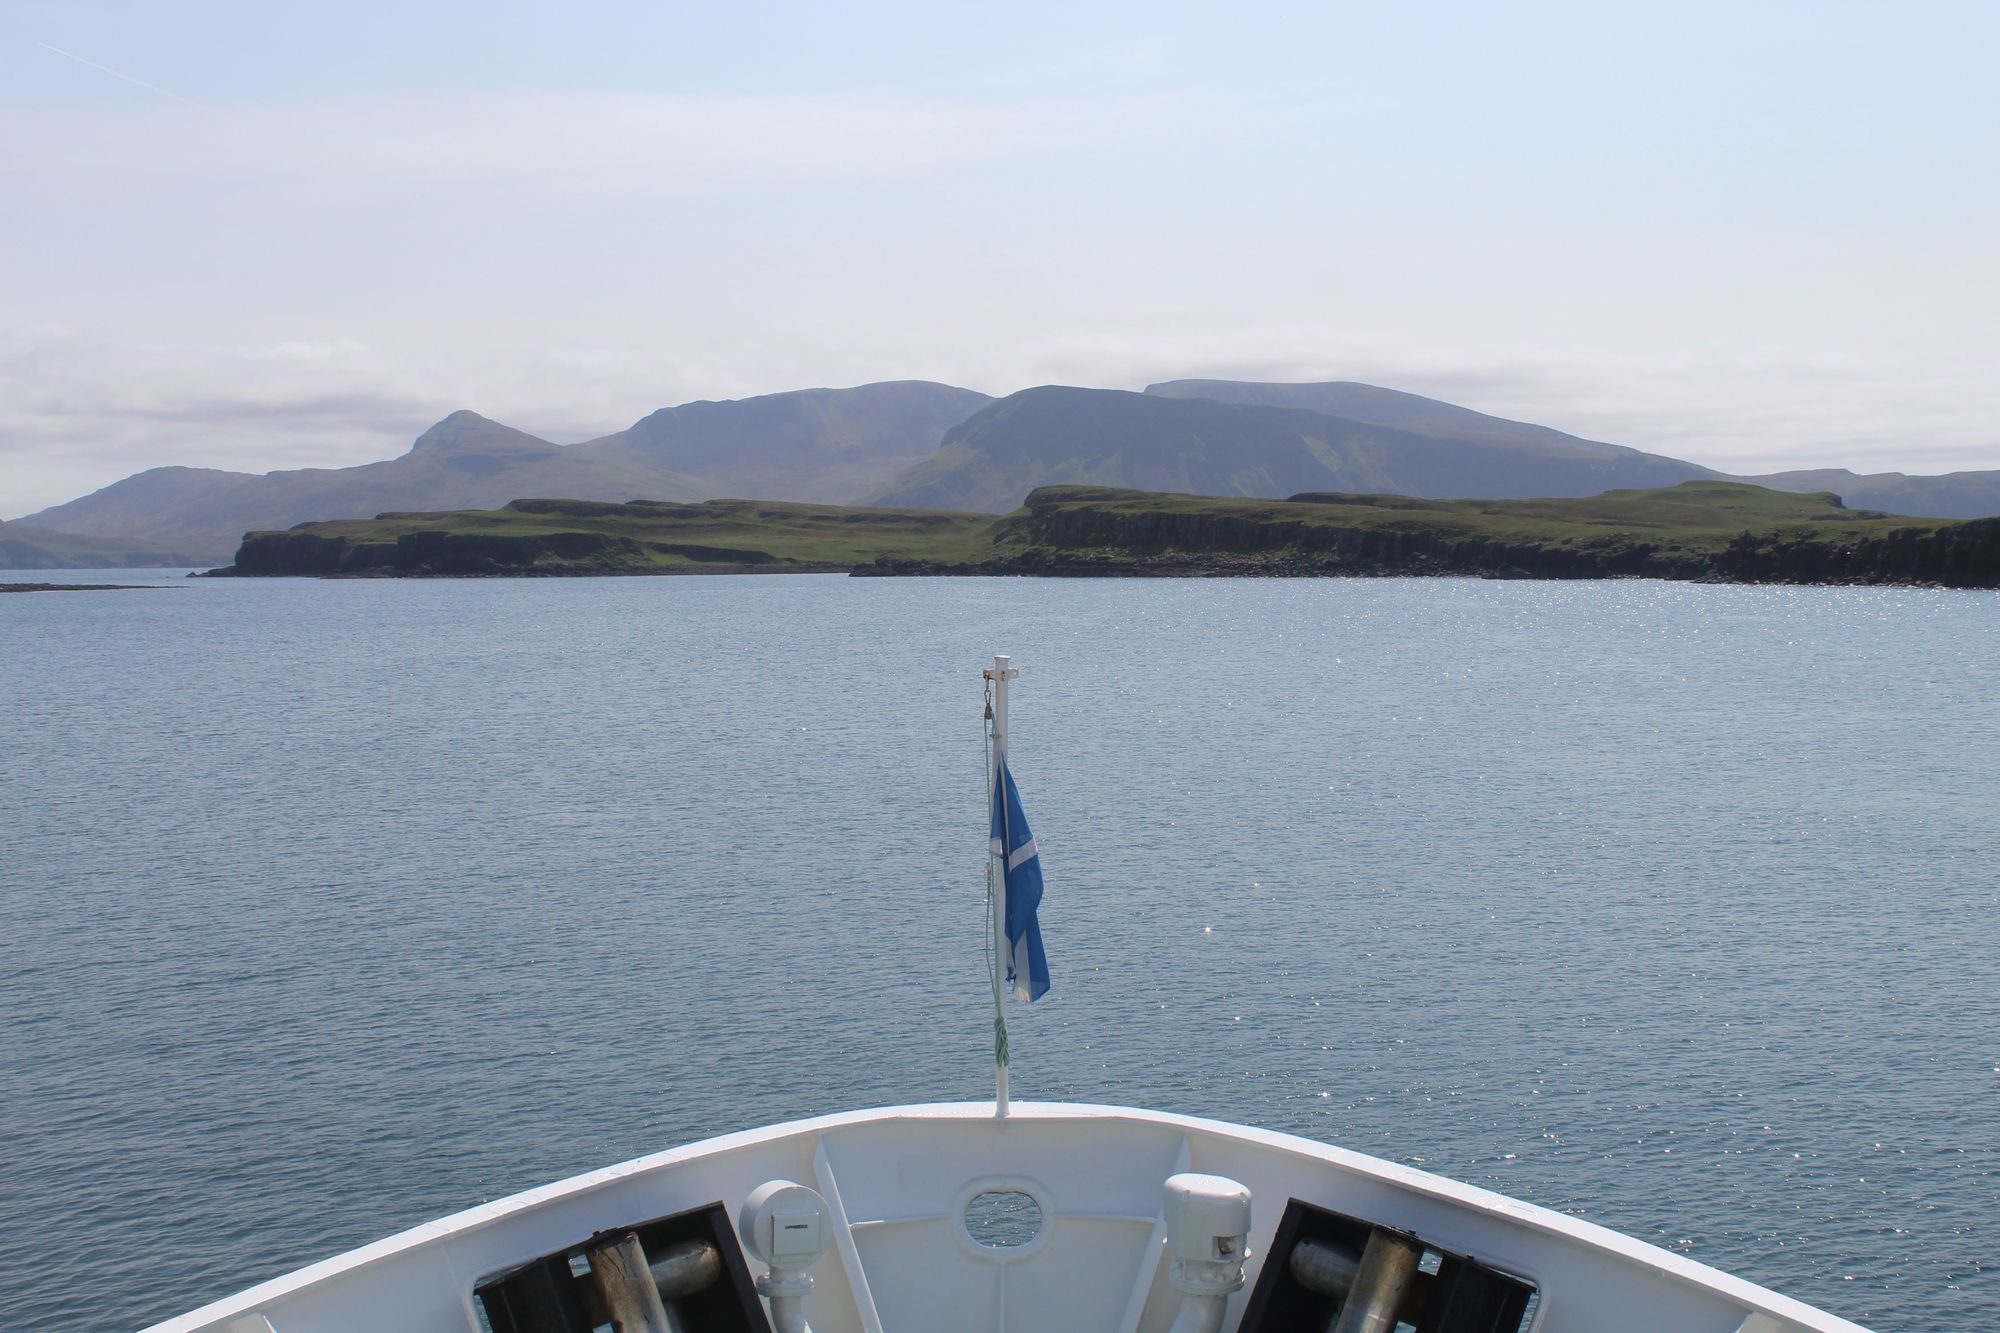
[986,653,1018,1118]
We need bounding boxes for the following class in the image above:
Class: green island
[213,481,2000,588]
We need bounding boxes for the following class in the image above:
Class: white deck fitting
[143,1102,1871,1333]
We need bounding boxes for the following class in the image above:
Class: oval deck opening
[962,1189,1044,1249]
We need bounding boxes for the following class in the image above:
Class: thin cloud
[36,42,203,108]
[1,84,1287,197]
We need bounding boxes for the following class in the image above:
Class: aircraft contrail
[37,41,202,106]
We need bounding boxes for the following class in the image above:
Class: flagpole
[986,653,1018,1119]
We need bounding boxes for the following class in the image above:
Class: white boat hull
[144,1102,1868,1333]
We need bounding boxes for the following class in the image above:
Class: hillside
[1150,380,2000,521]
[24,412,703,564]
[582,381,990,505]
[1745,467,2000,520]
[213,481,2000,588]
[0,518,207,569]
[961,480,1992,584]
[1146,378,1716,470]
[23,383,992,563]
[29,379,2000,557]
[1150,379,2000,521]
[869,385,1717,512]
[222,497,994,577]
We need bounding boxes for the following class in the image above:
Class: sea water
[2,570,1994,1331]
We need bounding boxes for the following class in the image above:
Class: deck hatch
[1238,1197,1537,1333]
[473,1201,769,1333]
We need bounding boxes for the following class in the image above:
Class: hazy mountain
[1155,380,2000,520]
[1148,378,1718,477]
[25,383,991,562]
[27,377,1997,555]
[0,518,207,569]
[581,381,992,503]
[23,412,703,563]
[1745,468,2000,520]
[869,385,1717,512]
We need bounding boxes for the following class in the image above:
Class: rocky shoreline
[856,546,2000,587]
[858,503,2000,588]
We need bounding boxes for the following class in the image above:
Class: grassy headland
[214,482,2000,588]
[223,497,995,576]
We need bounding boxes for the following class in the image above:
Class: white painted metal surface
[741,1179,832,1333]
[1161,1173,1252,1333]
[141,1102,1871,1333]
[984,652,1019,1117]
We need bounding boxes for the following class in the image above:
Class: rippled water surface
[3,570,1995,1331]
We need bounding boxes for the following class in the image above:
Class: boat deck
[144,1102,1869,1333]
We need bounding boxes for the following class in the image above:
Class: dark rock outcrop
[1004,495,1689,579]
[921,491,2000,587]
[227,529,649,577]
[1714,519,2000,585]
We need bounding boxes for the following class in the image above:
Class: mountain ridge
[0,516,209,569]
[24,377,2000,557]
[580,380,991,505]
[22,412,704,563]
[868,384,1718,512]
[1145,378,1705,463]
[23,383,986,561]
[1741,466,2000,521]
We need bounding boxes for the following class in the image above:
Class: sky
[4,0,1998,517]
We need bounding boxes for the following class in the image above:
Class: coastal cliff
[211,483,2000,588]
[919,485,2000,585]
[230,526,785,576]
[213,497,989,577]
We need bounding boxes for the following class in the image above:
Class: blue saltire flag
[990,757,1051,1002]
